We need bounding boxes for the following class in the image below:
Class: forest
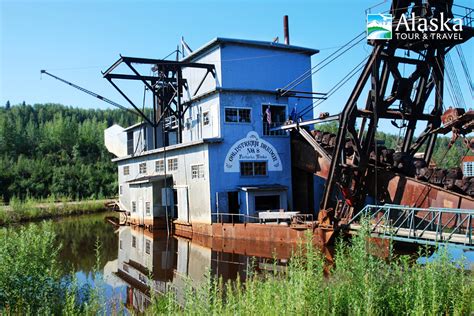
[0,103,469,203]
[0,102,138,202]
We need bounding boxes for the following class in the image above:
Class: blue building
[104,37,319,227]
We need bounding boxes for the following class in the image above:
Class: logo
[223,132,282,173]
[367,14,393,40]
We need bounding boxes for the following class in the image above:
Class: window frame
[240,161,268,177]
[155,159,165,173]
[262,103,288,137]
[145,239,151,254]
[139,162,147,174]
[123,166,130,175]
[224,107,252,124]
[203,111,210,126]
[167,158,178,172]
[191,164,205,179]
[145,202,151,216]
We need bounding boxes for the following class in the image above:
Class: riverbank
[1,222,472,315]
[0,198,113,225]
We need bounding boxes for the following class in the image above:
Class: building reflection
[104,226,332,313]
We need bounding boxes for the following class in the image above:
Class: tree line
[0,103,469,203]
[0,103,138,202]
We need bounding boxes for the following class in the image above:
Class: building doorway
[255,195,280,211]
[228,191,240,222]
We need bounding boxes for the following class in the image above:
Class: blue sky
[1,0,472,133]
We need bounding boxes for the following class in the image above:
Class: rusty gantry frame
[102,56,216,148]
[320,2,474,212]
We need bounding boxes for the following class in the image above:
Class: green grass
[0,221,472,315]
[148,224,474,315]
[0,223,103,315]
[0,196,109,225]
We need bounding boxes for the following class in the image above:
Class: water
[19,213,312,313]
[18,213,474,313]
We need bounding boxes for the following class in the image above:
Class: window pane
[156,160,164,172]
[191,165,198,179]
[145,240,151,254]
[240,162,254,176]
[254,162,267,175]
[145,202,151,215]
[239,109,251,123]
[168,158,178,171]
[203,112,210,125]
[139,163,147,174]
[225,108,238,122]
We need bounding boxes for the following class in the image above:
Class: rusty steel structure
[102,56,216,147]
[283,2,474,236]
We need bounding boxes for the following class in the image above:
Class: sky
[1,0,473,133]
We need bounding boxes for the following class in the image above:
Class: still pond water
[22,212,474,313]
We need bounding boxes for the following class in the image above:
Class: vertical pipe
[284,15,290,45]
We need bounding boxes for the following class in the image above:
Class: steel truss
[102,56,216,147]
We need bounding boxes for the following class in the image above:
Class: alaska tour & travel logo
[367,14,393,40]
[367,12,464,41]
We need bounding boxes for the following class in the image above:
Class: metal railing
[263,122,287,136]
[211,212,314,225]
[348,204,474,248]
[453,4,474,27]
[212,213,261,224]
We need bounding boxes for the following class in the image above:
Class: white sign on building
[223,131,283,172]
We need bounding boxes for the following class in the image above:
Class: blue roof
[182,37,319,62]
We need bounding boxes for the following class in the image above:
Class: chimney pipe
[283,15,290,45]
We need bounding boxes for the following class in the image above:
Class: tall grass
[0,196,108,225]
[0,221,472,315]
[0,223,102,315]
[148,224,473,315]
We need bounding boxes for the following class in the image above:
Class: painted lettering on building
[224,132,283,172]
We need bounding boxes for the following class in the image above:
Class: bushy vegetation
[0,222,472,315]
[0,223,103,315]
[0,196,108,225]
[149,227,473,315]
[0,103,138,203]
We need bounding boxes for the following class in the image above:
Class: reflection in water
[15,214,474,313]
[20,212,119,275]
[104,226,332,313]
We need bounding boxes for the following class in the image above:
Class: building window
[191,164,205,179]
[127,131,133,156]
[123,166,130,175]
[168,158,178,171]
[145,202,151,216]
[119,185,123,195]
[240,161,267,176]
[262,105,287,136]
[464,161,474,177]
[139,162,147,174]
[132,236,136,248]
[225,108,251,123]
[203,111,210,125]
[156,159,165,173]
[123,264,129,273]
[132,201,136,212]
[145,240,151,254]
[119,239,123,250]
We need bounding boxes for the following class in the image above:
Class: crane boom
[40,70,140,117]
